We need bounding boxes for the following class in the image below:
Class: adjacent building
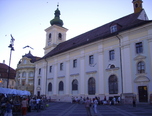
[15,51,40,95]
[0,61,16,88]
[25,0,151,103]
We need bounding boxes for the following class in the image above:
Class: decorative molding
[70,73,79,77]
[134,76,150,83]
[86,71,97,74]
[106,67,119,71]
[58,76,65,78]
[134,55,146,61]
[37,87,41,90]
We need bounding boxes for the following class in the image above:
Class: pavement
[25,102,152,116]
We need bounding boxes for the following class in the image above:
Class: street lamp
[7,34,15,88]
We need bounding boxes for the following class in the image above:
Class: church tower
[132,0,143,13]
[44,5,68,55]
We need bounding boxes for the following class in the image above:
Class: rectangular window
[22,80,25,86]
[49,66,52,72]
[39,68,41,75]
[73,59,77,68]
[109,50,115,60]
[110,25,117,33]
[60,63,63,71]
[136,42,143,54]
[89,55,94,65]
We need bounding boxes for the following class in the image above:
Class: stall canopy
[0,87,31,96]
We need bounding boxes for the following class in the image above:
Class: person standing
[132,97,136,107]
[85,97,92,116]
[93,98,98,114]
[36,97,41,112]
[4,100,12,116]
[21,98,28,116]
[117,97,120,104]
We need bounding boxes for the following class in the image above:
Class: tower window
[58,33,62,39]
[135,3,138,8]
[49,33,51,39]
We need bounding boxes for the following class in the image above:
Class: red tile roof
[42,11,152,59]
[0,63,16,79]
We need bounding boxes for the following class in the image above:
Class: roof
[0,63,16,79]
[42,11,152,59]
[22,51,41,63]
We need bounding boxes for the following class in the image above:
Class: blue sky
[0,0,152,69]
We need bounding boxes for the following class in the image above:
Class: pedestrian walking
[93,98,98,114]
[21,98,28,116]
[85,97,92,116]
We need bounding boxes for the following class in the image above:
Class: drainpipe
[116,35,124,103]
[44,58,48,97]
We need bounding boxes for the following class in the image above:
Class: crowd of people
[71,96,121,105]
[0,94,48,116]
[71,96,121,116]
[0,94,137,116]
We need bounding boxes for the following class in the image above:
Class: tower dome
[50,5,63,27]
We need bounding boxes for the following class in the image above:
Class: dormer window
[110,25,117,33]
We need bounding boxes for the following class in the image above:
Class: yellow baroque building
[15,51,40,95]
[32,0,152,103]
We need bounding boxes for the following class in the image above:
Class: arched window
[109,75,118,94]
[49,33,51,39]
[72,79,78,90]
[48,82,52,91]
[137,61,145,73]
[88,77,95,95]
[22,72,26,77]
[29,71,34,77]
[59,81,64,91]
[58,33,62,39]
[38,79,40,85]
[110,64,115,69]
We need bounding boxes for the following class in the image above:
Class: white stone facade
[34,22,152,103]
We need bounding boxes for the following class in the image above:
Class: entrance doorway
[37,91,40,97]
[138,86,148,102]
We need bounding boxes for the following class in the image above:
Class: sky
[0,0,152,69]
